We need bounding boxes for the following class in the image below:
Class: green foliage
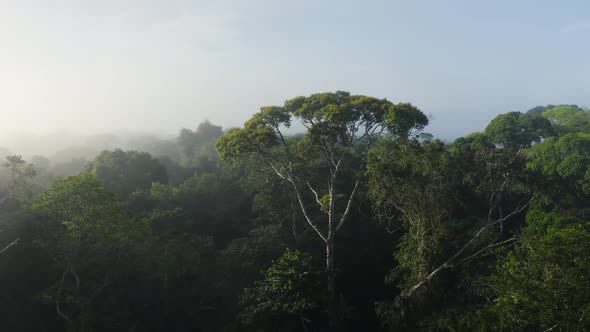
[240,249,324,325]
[368,139,450,289]
[527,132,590,195]
[541,105,590,134]
[525,200,590,235]
[526,104,582,116]
[448,131,531,196]
[177,120,223,168]
[30,174,154,330]
[246,106,292,129]
[6,98,590,331]
[218,91,429,165]
[479,226,590,331]
[220,225,290,312]
[128,172,253,245]
[216,127,279,163]
[0,155,37,200]
[31,173,121,225]
[84,149,168,198]
[384,103,429,138]
[30,174,154,268]
[484,112,554,149]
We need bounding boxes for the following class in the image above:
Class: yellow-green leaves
[216,127,278,162]
[245,106,291,130]
[216,91,429,165]
[384,103,428,138]
[528,132,590,195]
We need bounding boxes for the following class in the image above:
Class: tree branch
[306,181,324,208]
[336,179,360,232]
[404,194,535,297]
[456,237,516,266]
[0,237,20,254]
[289,178,327,243]
[268,160,327,242]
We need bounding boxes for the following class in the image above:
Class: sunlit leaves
[216,127,278,162]
[384,103,428,138]
[528,132,590,195]
[217,91,429,165]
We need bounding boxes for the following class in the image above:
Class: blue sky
[0,0,589,139]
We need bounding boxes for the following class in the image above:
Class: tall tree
[216,91,427,326]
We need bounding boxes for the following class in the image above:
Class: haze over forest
[1,2,590,332]
[2,0,589,143]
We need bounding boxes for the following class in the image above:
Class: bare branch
[0,237,20,254]
[456,237,516,266]
[289,178,327,243]
[404,194,535,297]
[306,181,324,208]
[268,162,287,180]
[336,179,360,232]
[268,160,327,242]
[544,323,559,331]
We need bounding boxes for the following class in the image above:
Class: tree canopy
[1,100,589,331]
[83,149,168,198]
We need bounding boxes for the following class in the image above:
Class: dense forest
[0,92,589,331]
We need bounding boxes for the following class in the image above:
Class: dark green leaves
[485,112,554,150]
[84,149,168,198]
[481,226,590,330]
[240,249,323,324]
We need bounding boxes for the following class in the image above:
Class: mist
[2,1,589,140]
[1,1,590,331]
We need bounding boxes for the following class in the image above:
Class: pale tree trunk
[325,234,337,330]
[326,236,335,298]
[326,176,336,298]
[325,175,338,330]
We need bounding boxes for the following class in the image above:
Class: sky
[1,0,589,139]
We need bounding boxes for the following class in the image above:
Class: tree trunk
[326,237,335,297]
[326,236,337,330]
